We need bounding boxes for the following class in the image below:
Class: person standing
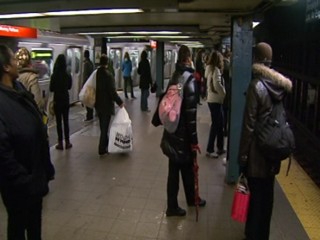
[121,52,136,99]
[15,47,44,111]
[205,51,226,158]
[238,42,293,240]
[82,50,94,122]
[50,54,73,150]
[222,48,231,136]
[195,48,205,105]
[95,55,124,155]
[160,45,206,217]
[0,44,55,240]
[137,50,152,112]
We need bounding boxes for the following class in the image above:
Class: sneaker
[188,199,206,207]
[166,207,186,217]
[217,149,226,155]
[206,152,218,158]
[65,142,73,149]
[55,143,63,150]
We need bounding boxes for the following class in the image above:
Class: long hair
[53,54,67,73]
[177,45,191,64]
[124,52,130,61]
[0,45,12,80]
[208,51,223,71]
[140,50,147,61]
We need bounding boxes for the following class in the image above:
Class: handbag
[231,174,250,223]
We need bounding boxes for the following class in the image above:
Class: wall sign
[0,24,37,38]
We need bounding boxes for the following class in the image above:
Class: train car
[16,30,91,106]
[106,42,178,90]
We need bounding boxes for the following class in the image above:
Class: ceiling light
[0,9,143,19]
[0,13,44,19]
[129,31,181,35]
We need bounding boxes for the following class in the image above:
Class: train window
[74,49,81,74]
[128,50,139,68]
[30,48,52,81]
[66,48,72,75]
[109,49,121,69]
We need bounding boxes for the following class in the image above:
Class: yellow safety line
[277,158,320,240]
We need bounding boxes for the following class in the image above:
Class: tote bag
[108,108,133,153]
[231,174,250,223]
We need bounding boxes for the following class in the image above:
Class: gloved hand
[191,144,201,154]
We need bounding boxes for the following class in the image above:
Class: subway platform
[0,92,315,240]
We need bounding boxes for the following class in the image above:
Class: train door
[66,47,82,103]
[109,48,122,89]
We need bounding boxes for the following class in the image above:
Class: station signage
[0,24,37,38]
[306,0,320,22]
[31,49,53,60]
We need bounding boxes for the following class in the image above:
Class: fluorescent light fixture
[149,35,190,39]
[78,32,127,35]
[0,9,143,19]
[0,13,44,19]
[44,9,143,16]
[129,31,181,35]
[253,21,260,28]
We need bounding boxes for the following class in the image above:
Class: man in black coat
[95,55,124,155]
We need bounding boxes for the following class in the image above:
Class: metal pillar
[226,16,253,183]
[156,41,164,96]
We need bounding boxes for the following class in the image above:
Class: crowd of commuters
[0,41,290,240]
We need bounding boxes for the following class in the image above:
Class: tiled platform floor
[0,92,309,240]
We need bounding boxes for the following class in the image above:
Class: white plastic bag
[108,108,133,153]
[79,69,97,108]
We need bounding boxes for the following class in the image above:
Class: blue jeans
[206,102,224,153]
[140,89,149,111]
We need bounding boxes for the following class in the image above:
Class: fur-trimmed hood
[252,63,292,101]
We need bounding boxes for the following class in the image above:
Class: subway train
[106,42,178,90]
[16,30,92,105]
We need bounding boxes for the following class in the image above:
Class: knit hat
[254,42,272,65]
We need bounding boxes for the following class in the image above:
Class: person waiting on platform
[205,51,226,158]
[0,44,55,240]
[50,54,73,150]
[238,42,293,240]
[82,49,94,122]
[160,45,206,217]
[137,50,152,112]
[121,52,136,99]
[95,55,124,156]
[15,47,44,111]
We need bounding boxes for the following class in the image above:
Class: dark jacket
[50,71,72,107]
[83,58,94,85]
[138,59,152,89]
[95,66,123,115]
[160,64,198,164]
[239,63,292,177]
[0,80,54,198]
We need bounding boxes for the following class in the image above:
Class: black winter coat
[238,63,292,177]
[137,59,152,89]
[160,64,198,164]
[95,66,123,115]
[50,71,72,107]
[0,80,54,198]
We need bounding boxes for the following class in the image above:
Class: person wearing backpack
[160,45,206,217]
[238,42,293,240]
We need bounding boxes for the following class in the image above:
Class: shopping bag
[231,174,250,223]
[79,69,97,108]
[108,108,133,153]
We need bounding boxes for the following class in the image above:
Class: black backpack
[255,81,295,173]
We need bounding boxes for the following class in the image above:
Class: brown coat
[239,63,292,178]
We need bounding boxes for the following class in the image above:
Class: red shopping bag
[231,174,250,223]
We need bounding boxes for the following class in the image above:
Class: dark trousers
[206,102,224,153]
[123,76,135,98]
[245,177,275,240]
[97,112,111,154]
[1,192,43,240]
[167,159,195,209]
[140,89,149,111]
[54,104,70,142]
[86,107,93,120]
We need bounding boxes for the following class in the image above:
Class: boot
[55,141,63,150]
[65,140,73,149]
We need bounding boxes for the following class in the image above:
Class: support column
[156,41,164,96]
[226,16,253,183]
[101,37,107,54]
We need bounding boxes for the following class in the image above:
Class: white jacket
[205,65,226,104]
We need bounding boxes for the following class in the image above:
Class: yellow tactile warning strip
[277,158,320,240]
